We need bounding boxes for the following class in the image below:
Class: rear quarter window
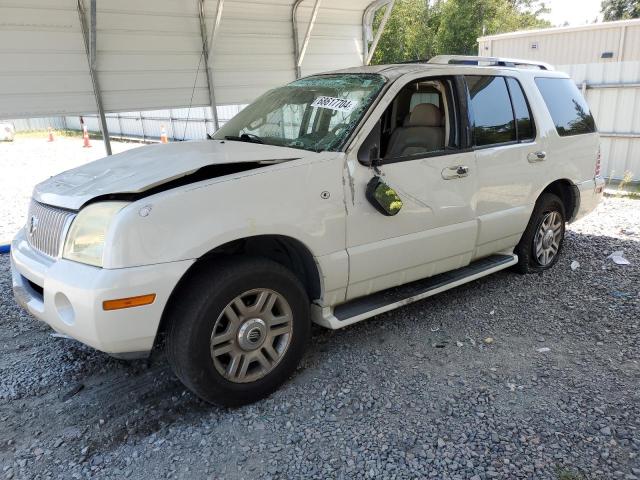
[535,77,596,137]
[506,77,535,141]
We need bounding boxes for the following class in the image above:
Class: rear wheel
[166,257,310,406]
[515,193,566,273]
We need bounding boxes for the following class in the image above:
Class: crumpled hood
[33,140,305,210]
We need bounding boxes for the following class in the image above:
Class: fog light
[55,292,75,326]
[103,294,156,311]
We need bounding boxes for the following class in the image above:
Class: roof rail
[428,55,554,71]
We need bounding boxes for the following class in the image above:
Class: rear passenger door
[465,75,543,258]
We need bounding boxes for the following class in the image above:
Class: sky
[541,0,603,26]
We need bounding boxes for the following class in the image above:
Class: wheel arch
[539,179,580,222]
[153,234,322,349]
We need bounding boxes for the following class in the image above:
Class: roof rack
[427,55,554,71]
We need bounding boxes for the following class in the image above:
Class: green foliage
[617,170,635,196]
[601,0,640,20]
[372,0,441,63]
[434,0,551,55]
[371,0,551,64]
[556,467,586,480]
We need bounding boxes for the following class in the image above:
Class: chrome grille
[26,200,75,257]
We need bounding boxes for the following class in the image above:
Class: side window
[370,77,459,161]
[466,76,515,146]
[506,78,535,141]
[535,77,596,136]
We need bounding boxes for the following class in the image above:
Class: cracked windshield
[213,74,386,152]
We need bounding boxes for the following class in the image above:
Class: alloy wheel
[210,289,293,383]
[533,210,563,266]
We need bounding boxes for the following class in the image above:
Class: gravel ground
[0,197,639,480]
[0,136,139,244]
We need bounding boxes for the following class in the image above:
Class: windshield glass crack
[213,74,386,153]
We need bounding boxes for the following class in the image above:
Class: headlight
[63,202,128,267]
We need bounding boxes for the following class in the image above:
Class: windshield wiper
[224,133,264,144]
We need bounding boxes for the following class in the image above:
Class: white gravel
[0,195,639,480]
[0,136,139,244]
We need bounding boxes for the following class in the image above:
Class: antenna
[183,1,219,141]
[182,51,205,141]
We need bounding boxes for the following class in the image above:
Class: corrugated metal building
[479,19,640,180]
[1,0,395,145]
[1,0,390,116]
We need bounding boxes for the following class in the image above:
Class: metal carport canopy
[0,0,394,119]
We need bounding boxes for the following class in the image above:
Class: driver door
[344,74,478,300]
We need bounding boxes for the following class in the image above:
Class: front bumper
[10,229,193,356]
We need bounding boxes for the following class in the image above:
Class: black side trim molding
[334,254,514,321]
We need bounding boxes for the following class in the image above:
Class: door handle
[527,151,547,163]
[442,165,469,180]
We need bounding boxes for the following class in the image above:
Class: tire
[165,257,310,407]
[514,192,566,274]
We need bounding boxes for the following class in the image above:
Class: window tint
[535,77,596,136]
[506,77,535,141]
[466,76,515,146]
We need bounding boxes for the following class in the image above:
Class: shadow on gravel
[329,230,638,339]
[0,227,638,477]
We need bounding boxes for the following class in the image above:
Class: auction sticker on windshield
[311,96,358,113]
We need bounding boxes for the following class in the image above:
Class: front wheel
[514,192,566,274]
[165,257,310,407]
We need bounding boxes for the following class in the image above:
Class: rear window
[535,77,596,137]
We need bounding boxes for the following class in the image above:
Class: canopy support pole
[292,0,303,79]
[78,0,112,155]
[199,0,224,132]
[293,0,323,79]
[295,0,322,77]
[362,0,394,65]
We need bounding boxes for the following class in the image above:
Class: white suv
[11,56,604,406]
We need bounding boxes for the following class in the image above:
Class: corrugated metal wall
[559,61,640,179]
[294,0,369,76]
[0,0,94,118]
[9,117,68,132]
[479,20,640,180]
[9,105,245,140]
[0,0,375,118]
[479,20,640,65]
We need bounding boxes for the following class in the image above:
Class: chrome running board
[313,254,518,329]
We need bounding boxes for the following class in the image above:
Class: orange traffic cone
[82,125,91,148]
[47,127,54,142]
[160,125,169,144]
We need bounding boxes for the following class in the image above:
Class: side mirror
[366,176,403,216]
[358,119,382,166]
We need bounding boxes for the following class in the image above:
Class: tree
[371,0,442,64]
[434,0,550,56]
[601,0,640,20]
[371,0,551,64]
